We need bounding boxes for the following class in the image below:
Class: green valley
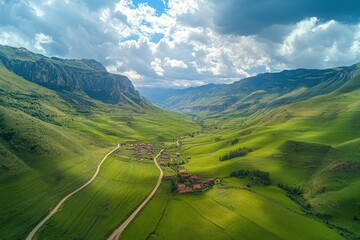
[128,71,360,240]
[1,44,359,240]
[0,46,199,240]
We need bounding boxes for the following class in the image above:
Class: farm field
[34,148,160,240]
[123,181,343,240]
[0,106,113,240]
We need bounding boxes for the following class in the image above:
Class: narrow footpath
[107,149,164,240]
[26,144,120,240]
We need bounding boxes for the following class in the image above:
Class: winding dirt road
[26,144,120,240]
[107,149,164,240]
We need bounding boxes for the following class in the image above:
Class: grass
[123,183,343,240]
[0,66,200,239]
[121,82,360,239]
[121,183,171,240]
[0,146,111,240]
[34,149,159,240]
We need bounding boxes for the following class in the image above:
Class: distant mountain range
[141,63,360,116]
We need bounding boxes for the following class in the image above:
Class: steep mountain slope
[148,63,360,117]
[0,45,141,104]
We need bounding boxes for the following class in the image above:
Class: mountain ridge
[141,63,360,116]
[0,45,141,104]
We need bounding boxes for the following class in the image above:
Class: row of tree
[230,169,271,185]
[220,147,253,161]
[277,183,303,195]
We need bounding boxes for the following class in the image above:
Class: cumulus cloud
[164,58,187,68]
[273,17,360,69]
[34,33,53,53]
[211,0,360,36]
[151,58,165,76]
[0,0,359,88]
[121,70,144,81]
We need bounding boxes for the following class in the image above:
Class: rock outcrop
[0,45,142,104]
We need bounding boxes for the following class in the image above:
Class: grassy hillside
[0,65,200,240]
[122,74,360,240]
[34,148,160,240]
[123,185,344,240]
[144,63,360,120]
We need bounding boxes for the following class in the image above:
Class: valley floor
[26,144,120,240]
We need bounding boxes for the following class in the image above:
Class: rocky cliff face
[0,46,142,104]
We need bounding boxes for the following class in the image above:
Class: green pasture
[173,88,360,238]
[35,149,159,240]
[124,183,343,240]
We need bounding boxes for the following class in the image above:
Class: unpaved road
[26,144,120,240]
[107,149,164,240]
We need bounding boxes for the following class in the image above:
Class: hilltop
[141,63,360,118]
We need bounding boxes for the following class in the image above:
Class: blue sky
[132,0,167,15]
[0,0,359,88]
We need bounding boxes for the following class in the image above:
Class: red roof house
[190,175,201,183]
[177,184,194,193]
[163,174,173,180]
[193,184,202,191]
[208,178,215,184]
[181,174,190,179]
[177,184,186,191]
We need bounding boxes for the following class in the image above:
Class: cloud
[0,0,359,88]
[210,0,360,36]
[121,70,144,81]
[34,33,53,53]
[83,0,118,11]
[164,57,187,68]
[0,31,31,49]
[151,58,165,76]
[273,17,360,69]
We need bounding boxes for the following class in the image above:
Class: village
[131,143,156,159]
[168,168,215,193]
[130,143,216,194]
[158,150,216,194]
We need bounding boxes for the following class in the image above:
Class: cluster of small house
[159,151,182,166]
[164,169,215,194]
[131,143,155,159]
